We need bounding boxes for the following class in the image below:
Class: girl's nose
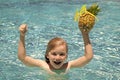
[56,55,61,60]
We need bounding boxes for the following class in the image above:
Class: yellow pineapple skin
[78,12,95,31]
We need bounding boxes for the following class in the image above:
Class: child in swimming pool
[18,23,93,74]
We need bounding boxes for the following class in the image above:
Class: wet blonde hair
[45,37,68,63]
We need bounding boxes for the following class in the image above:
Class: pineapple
[74,4,100,31]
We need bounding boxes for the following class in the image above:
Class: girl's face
[47,44,67,69]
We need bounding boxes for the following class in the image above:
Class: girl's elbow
[87,53,94,61]
[85,53,94,61]
[18,54,25,62]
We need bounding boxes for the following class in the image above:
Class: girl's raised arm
[18,24,46,67]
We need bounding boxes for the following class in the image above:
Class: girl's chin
[52,62,63,69]
[53,65,62,69]
[53,66,61,69]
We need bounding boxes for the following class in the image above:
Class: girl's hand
[19,24,28,36]
[78,23,90,34]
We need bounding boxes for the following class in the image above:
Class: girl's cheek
[50,56,55,60]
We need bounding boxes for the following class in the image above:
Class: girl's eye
[60,53,65,56]
[52,52,57,56]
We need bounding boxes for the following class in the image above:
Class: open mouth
[53,61,62,65]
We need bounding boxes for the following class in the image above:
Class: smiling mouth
[53,61,62,65]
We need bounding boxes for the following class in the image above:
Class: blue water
[0,0,120,80]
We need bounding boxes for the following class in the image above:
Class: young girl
[18,24,93,74]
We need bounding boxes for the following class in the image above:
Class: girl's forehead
[50,45,67,52]
[54,45,66,50]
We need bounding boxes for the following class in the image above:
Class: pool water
[0,0,120,80]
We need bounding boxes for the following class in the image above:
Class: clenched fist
[19,24,28,36]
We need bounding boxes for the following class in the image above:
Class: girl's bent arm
[18,24,45,67]
[69,31,93,68]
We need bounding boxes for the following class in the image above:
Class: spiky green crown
[87,3,100,16]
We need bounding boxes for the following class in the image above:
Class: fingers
[19,24,28,33]
[78,21,94,33]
